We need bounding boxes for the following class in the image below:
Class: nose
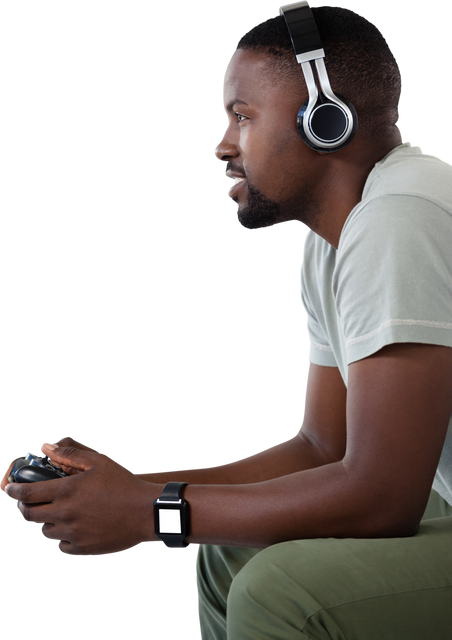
[215,131,239,162]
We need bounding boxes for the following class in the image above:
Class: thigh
[227,516,452,640]
[197,544,261,640]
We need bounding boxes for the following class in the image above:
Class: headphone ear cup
[297,99,315,150]
[334,93,358,145]
[297,94,358,153]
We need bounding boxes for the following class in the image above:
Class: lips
[233,177,246,185]
[223,169,245,180]
[228,176,247,199]
[226,166,247,199]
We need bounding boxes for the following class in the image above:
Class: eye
[235,113,247,123]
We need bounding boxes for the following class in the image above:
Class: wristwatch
[154,481,189,547]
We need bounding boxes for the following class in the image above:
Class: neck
[304,134,402,249]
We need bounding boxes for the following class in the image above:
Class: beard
[231,182,319,232]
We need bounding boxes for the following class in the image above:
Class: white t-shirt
[301,143,452,505]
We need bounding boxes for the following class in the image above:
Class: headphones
[280,2,358,153]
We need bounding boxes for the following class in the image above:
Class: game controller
[8,453,68,483]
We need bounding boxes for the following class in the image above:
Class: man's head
[216,7,402,231]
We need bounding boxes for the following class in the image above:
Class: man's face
[216,48,321,229]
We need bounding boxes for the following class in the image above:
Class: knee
[228,551,266,609]
[227,544,306,639]
[227,541,313,616]
[227,547,281,637]
[227,555,269,638]
[226,540,342,640]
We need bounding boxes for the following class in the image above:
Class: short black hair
[237,8,401,136]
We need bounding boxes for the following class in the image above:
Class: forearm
[178,460,418,548]
[137,433,334,486]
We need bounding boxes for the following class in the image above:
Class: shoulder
[361,143,452,207]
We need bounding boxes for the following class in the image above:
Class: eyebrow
[225,99,249,113]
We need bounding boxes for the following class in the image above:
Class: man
[3,4,452,638]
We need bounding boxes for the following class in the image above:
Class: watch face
[159,508,182,534]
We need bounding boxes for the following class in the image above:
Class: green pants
[197,490,452,639]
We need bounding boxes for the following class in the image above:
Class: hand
[48,437,98,476]
[5,443,160,555]
[0,435,92,498]
[1,437,96,491]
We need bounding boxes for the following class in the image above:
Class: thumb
[41,443,98,472]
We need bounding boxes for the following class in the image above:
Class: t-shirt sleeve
[301,241,338,368]
[334,195,452,364]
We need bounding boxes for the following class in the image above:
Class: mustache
[226,161,246,177]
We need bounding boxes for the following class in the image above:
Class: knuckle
[65,446,78,458]
[59,506,73,524]
[21,504,31,522]
[17,484,32,503]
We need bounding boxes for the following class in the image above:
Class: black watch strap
[160,481,188,501]
[155,482,191,551]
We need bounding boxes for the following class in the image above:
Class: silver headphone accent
[280,1,358,152]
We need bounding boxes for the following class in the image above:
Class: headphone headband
[279,1,324,63]
[280,2,358,152]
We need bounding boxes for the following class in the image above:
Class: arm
[1,439,312,491]
[182,342,452,546]
[5,343,452,553]
[137,363,347,485]
[136,436,331,485]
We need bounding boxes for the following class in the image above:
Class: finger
[1,460,18,491]
[5,477,65,503]
[38,436,85,454]
[52,465,81,476]
[18,501,56,524]
[56,540,108,558]
[41,444,100,472]
[38,435,98,476]
[38,440,81,476]
[38,435,127,468]
[56,437,98,453]
[49,438,97,475]
[0,455,26,498]
[42,522,57,538]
